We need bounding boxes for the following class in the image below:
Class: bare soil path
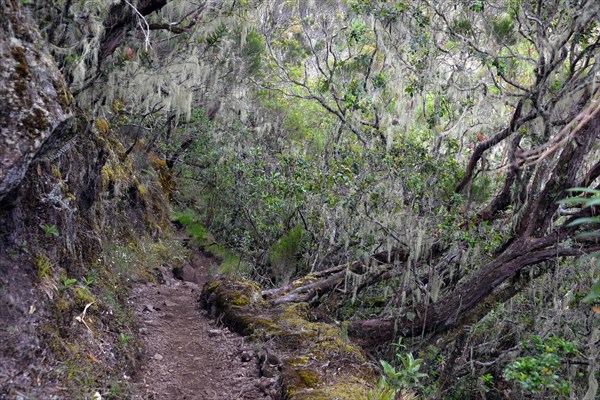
[130,251,270,400]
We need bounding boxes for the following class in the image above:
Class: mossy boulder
[72,287,96,310]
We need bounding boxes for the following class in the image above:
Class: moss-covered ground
[201,278,377,399]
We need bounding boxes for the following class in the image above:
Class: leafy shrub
[558,188,600,303]
[371,338,427,399]
[504,335,577,397]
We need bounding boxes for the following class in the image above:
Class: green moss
[33,253,53,279]
[95,118,110,135]
[9,46,33,106]
[72,287,96,310]
[282,364,322,398]
[206,280,222,292]
[231,296,250,306]
[218,281,263,306]
[51,164,62,179]
[53,80,73,108]
[24,107,49,133]
[203,279,377,398]
[283,369,374,399]
[101,164,129,191]
[137,182,147,196]
[247,317,281,335]
[296,369,320,387]
[324,376,372,399]
[53,295,71,313]
[289,356,310,366]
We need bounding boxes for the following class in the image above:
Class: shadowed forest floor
[130,252,270,400]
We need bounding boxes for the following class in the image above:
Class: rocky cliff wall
[0,2,171,397]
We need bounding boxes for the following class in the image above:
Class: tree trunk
[347,242,599,346]
[99,0,168,63]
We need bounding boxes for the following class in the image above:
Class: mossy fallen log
[201,279,377,399]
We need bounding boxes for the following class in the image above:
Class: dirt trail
[130,252,270,400]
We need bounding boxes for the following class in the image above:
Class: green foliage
[349,19,368,44]
[380,354,427,389]
[206,23,228,47]
[560,188,600,228]
[469,174,492,203]
[559,188,600,303]
[102,238,186,284]
[174,210,206,244]
[118,333,131,347]
[470,0,484,12]
[478,373,494,393]
[173,209,245,276]
[452,18,473,35]
[504,335,577,396]
[82,276,95,287]
[376,339,427,393]
[243,28,265,74]
[33,254,53,279]
[40,223,59,237]
[269,225,304,283]
[371,72,387,88]
[60,277,77,290]
[492,14,516,44]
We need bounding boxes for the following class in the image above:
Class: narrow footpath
[130,251,270,399]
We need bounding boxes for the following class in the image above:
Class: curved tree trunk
[347,242,599,345]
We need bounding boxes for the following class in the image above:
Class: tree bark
[99,0,168,63]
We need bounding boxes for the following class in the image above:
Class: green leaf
[582,280,600,303]
[39,224,59,237]
[567,217,599,227]
[576,231,600,238]
[556,197,585,205]
[380,360,395,375]
[566,188,600,195]
[580,198,600,207]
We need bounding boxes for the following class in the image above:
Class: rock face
[0,3,172,398]
[0,0,72,202]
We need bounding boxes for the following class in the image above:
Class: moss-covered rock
[0,1,73,201]
[72,287,96,310]
[201,279,377,399]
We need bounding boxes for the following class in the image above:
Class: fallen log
[262,246,410,305]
